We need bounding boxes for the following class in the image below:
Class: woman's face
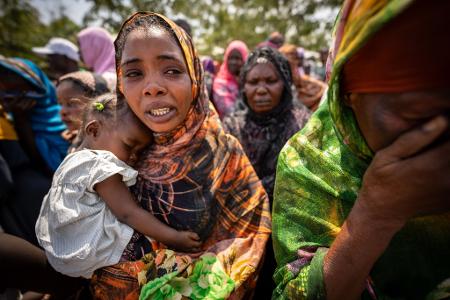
[348,90,450,152]
[120,28,193,133]
[227,49,244,77]
[244,62,284,114]
[57,80,89,131]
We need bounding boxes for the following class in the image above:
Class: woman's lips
[144,107,177,123]
[253,98,272,107]
[150,107,171,116]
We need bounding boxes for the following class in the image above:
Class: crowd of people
[0,0,449,299]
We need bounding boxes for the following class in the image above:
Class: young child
[35,93,201,279]
[56,71,110,151]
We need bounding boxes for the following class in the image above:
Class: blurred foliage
[1,0,341,63]
[0,0,81,69]
[84,0,342,58]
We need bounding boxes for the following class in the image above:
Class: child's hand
[168,231,202,253]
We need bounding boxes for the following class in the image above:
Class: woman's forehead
[121,29,184,62]
[359,91,450,116]
[247,61,277,76]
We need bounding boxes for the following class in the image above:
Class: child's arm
[94,174,201,252]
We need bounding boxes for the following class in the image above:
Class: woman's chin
[143,112,181,133]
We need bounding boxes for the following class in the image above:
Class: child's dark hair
[57,71,110,98]
[114,13,180,94]
[80,93,130,137]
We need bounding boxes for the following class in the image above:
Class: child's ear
[85,120,101,138]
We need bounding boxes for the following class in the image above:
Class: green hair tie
[93,102,104,111]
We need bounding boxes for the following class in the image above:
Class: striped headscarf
[0,57,68,170]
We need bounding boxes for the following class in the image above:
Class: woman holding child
[3,11,270,300]
[88,12,271,299]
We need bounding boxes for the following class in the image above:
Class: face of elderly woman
[347,90,450,152]
[119,28,193,133]
[244,62,284,114]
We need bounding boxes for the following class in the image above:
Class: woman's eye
[166,68,182,75]
[125,70,141,78]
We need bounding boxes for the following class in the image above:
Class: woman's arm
[0,233,86,297]
[95,174,201,252]
[324,116,450,299]
[323,202,402,300]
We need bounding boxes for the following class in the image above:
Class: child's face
[57,81,90,131]
[119,28,193,133]
[91,113,152,166]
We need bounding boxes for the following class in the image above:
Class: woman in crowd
[56,70,109,151]
[272,0,450,299]
[279,44,326,111]
[212,40,248,119]
[90,12,270,299]
[77,27,117,90]
[223,46,310,299]
[0,56,68,173]
[223,47,311,202]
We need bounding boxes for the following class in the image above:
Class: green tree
[0,0,81,69]
[0,0,47,60]
[84,0,341,58]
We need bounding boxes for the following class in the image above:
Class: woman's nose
[256,85,267,94]
[142,79,167,97]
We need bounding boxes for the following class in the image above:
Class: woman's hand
[166,231,202,253]
[355,115,450,226]
[324,115,449,300]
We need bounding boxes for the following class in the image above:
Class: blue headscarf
[0,57,68,170]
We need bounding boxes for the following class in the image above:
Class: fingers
[409,139,450,171]
[379,116,448,164]
[187,232,200,241]
[191,240,202,248]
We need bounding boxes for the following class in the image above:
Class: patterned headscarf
[92,12,271,300]
[239,47,294,119]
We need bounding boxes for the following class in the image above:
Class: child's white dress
[36,149,137,278]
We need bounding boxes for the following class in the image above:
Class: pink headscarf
[77,27,115,74]
[212,40,248,119]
